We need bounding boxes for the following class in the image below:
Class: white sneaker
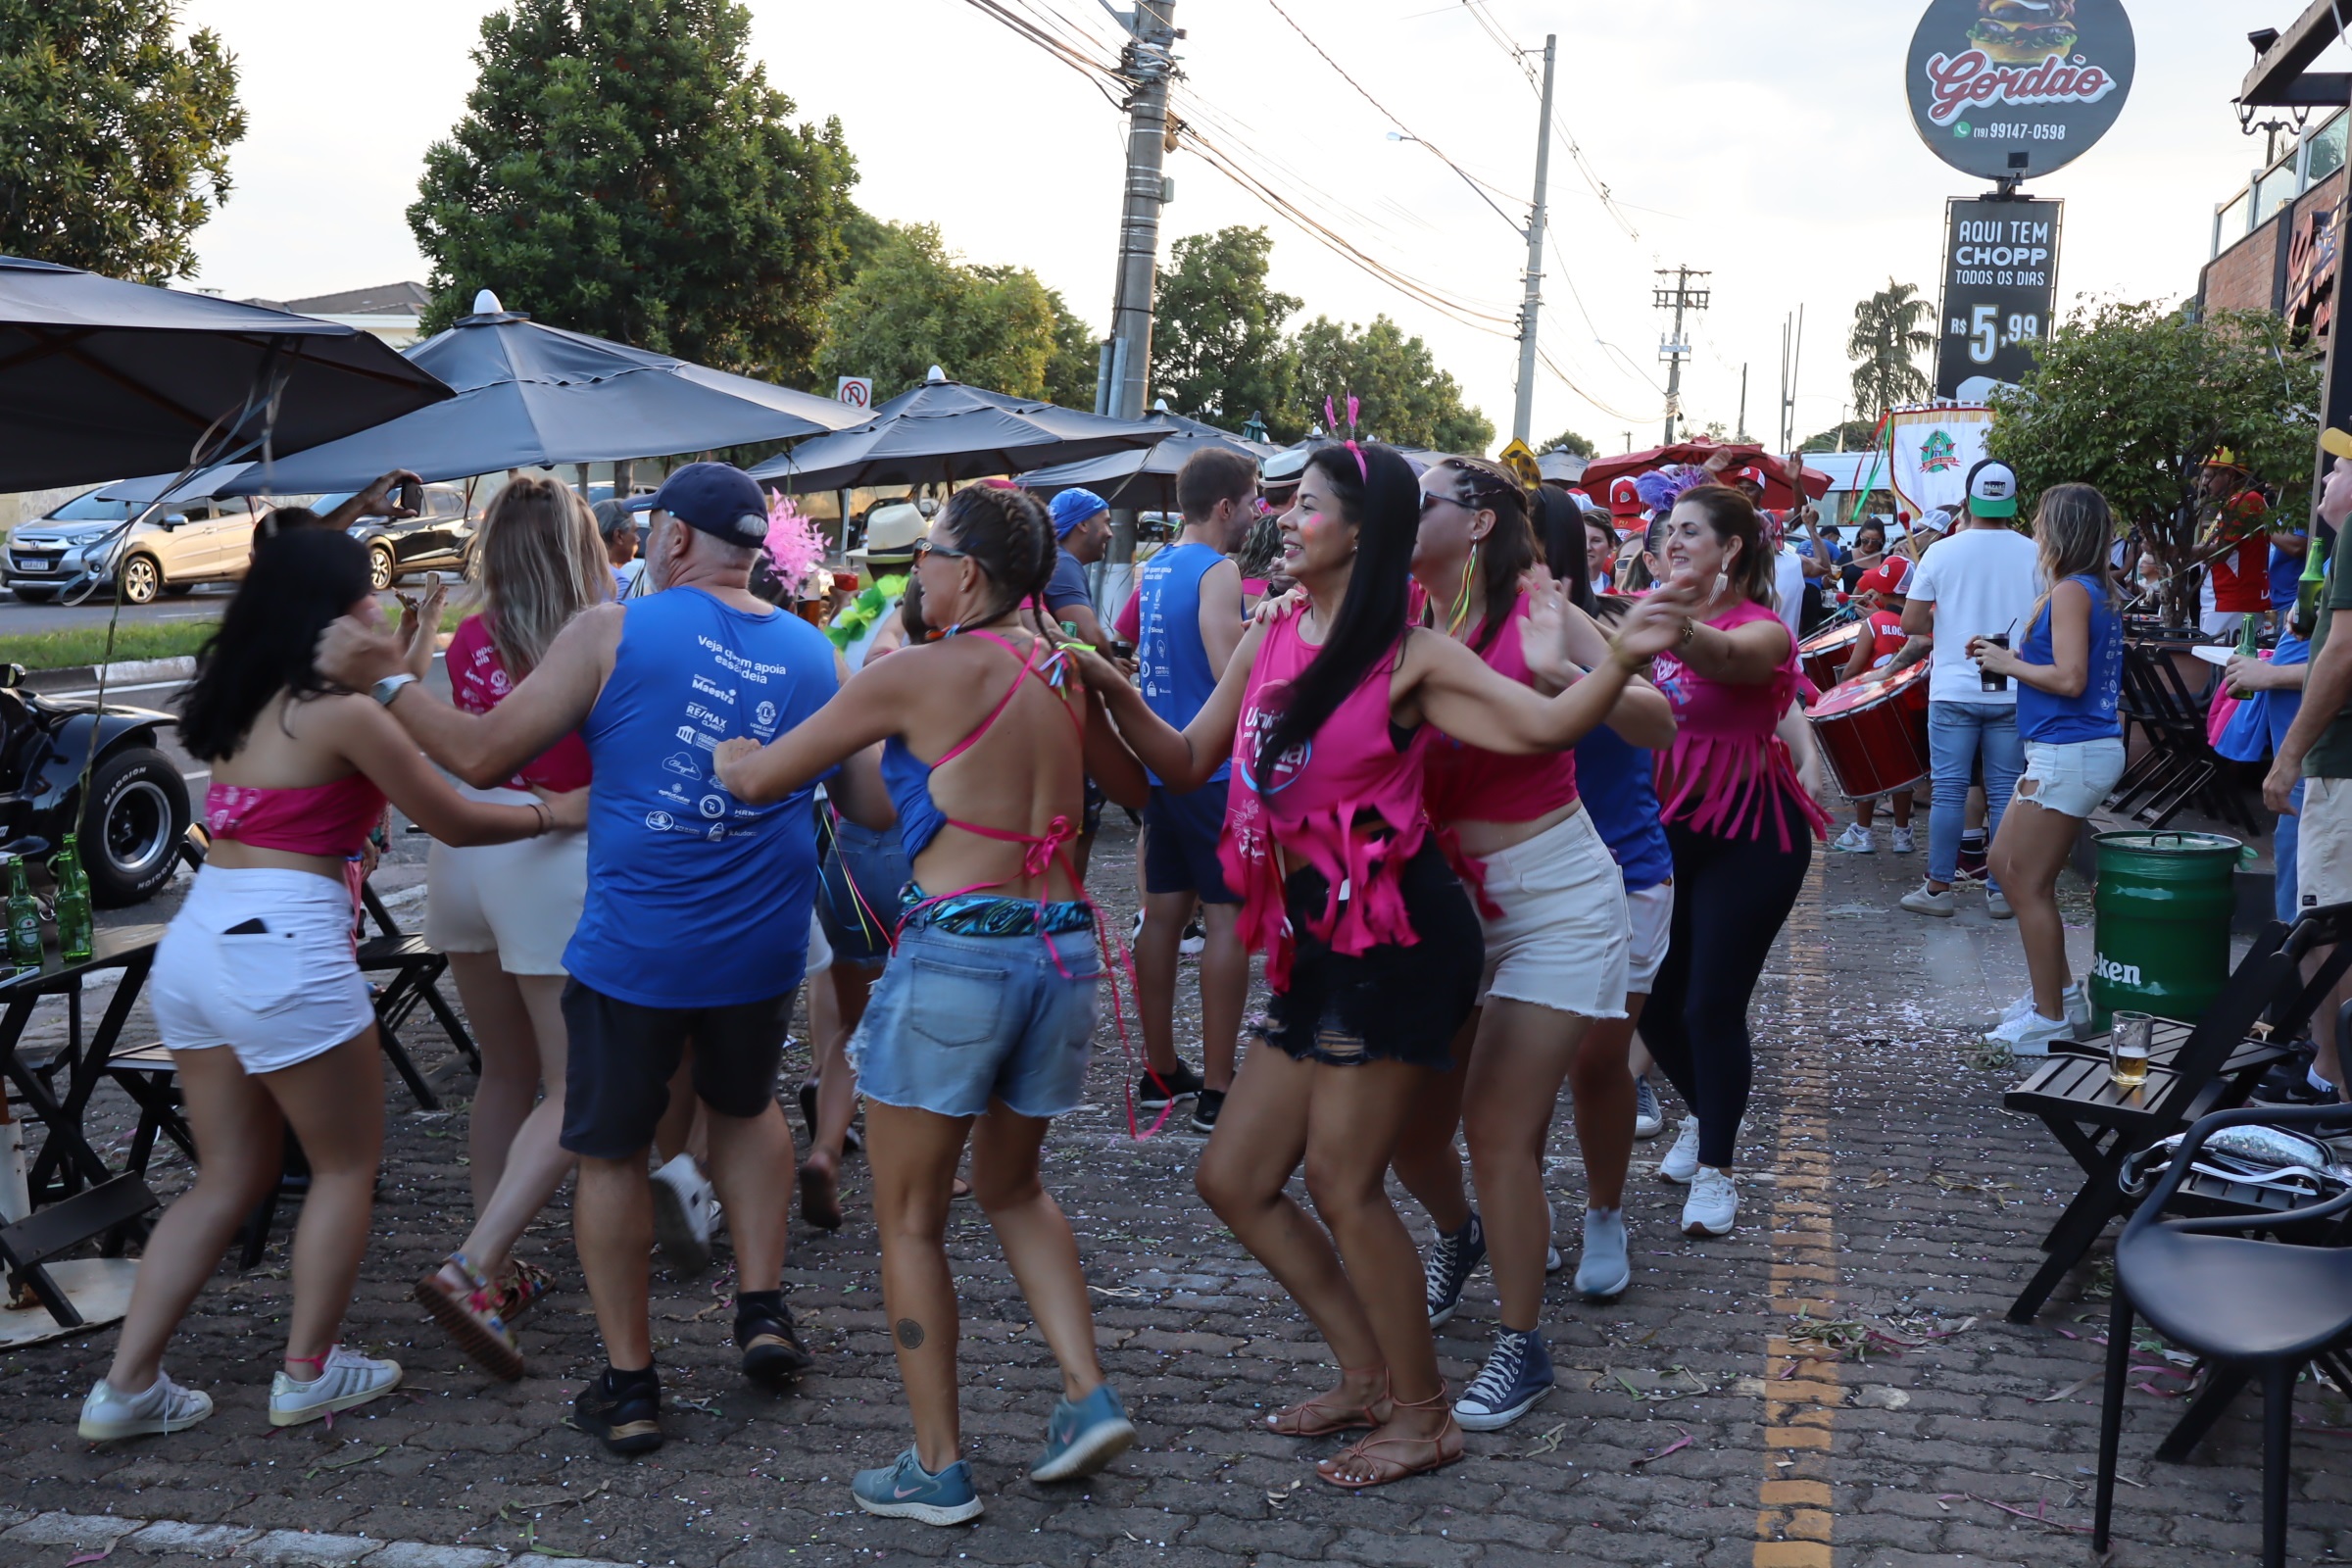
[1632,1075,1664,1140]
[1889,826,1917,855]
[1830,823,1876,854]
[1681,1168,1739,1238]
[651,1152,716,1276]
[1544,1198,1561,1274]
[2001,982,2087,1034]
[1899,882,1955,918]
[1986,887,2015,920]
[1986,1010,2072,1057]
[269,1346,401,1427]
[1659,1115,1700,1184]
[79,1370,213,1440]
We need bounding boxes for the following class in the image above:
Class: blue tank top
[881,737,948,860]
[1135,541,1232,784]
[564,587,840,1007]
[2015,573,2123,744]
[1573,723,1672,894]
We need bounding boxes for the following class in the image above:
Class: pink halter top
[1218,616,1436,990]
[1647,596,1831,848]
[1422,592,1579,827]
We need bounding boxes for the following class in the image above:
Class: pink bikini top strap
[935,629,1082,766]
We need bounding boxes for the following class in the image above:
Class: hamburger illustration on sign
[1905,0,2134,181]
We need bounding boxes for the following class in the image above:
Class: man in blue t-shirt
[1045,488,1111,647]
[318,464,893,1458]
[1131,448,1255,1132]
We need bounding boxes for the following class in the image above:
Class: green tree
[1291,315,1494,453]
[1985,299,2321,627]
[1535,428,1596,459]
[1847,279,1936,423]
[818,221,1093,404]
[1152,226,1302,434]
[0,0,245,282]
[410,0,856,382]
[1801,417,1882,453]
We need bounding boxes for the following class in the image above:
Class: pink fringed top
[1219,616,1436,991]
[1647,597,1831,848]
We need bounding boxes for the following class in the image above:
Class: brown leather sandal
[1265,1368,1392,1438]
[1315,1385,1464,1489]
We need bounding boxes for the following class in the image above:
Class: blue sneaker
[1031,1383,1137,1482]
[851,1447,983,1526]
[1424,1212,1486,1328]
[1452,1328,1554,1432]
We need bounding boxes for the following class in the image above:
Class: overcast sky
[181,0,2335,454]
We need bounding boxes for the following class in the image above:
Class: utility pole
[1510,34,1556,447]
[1776,305,1805,453]
[1653,266,1709,443]
[1092,0,1178,577]
[1735,365,1748,443]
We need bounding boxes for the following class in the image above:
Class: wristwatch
[370,672,418,708]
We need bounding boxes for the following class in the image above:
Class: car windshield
[46,490,135,522]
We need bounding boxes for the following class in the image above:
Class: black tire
[78,746,189,908]
[368,544,397,592]
[10,586,56,603]
[119,554,163,606]
[161,581,195,597]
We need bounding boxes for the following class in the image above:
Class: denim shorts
[2018,737,2127,819]
[848,922,1102,1119]
[814,811,911,969]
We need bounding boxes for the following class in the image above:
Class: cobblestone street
[1,815,2342,1567]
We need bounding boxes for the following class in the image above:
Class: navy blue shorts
[815,810,910,970]
[1144,779,1238,903]
[559,981,791,1159]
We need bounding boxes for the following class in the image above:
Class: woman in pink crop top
[1079,444,1697,1489]
[89,529,583,1444]
[1387,459,1678,1425]
[1639,485,1832,1246]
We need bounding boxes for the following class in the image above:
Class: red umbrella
[1580,439,1832,513]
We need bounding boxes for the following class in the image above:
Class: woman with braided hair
[713,481,1148,1526]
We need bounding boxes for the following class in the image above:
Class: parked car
[325,482,476,589]
[0,662,189,906]
[4,487,299,605]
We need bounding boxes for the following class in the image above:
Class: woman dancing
[712,483,1148,1526]
[81,529,582,1440]
[413,477,608,1379]
[1643,484,1832,1238]
[1973,484,2125,1054]
[1076,444,1694,1487]
[1387,457,1675,1433]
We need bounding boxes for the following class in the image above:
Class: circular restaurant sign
[1905,0,2135,181]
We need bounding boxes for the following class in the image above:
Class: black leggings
[1642,807,1812,1169]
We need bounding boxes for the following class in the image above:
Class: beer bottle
[2236,611,2263,658]
[5,855,41,971]
[2296,533,2331,640]
[51,835,92,965]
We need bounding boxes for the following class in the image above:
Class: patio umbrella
[1021,403,1274,512]
[748,368,1169,492]
[216,293,863,497]
[0,255,453,492]
[1580,439,1832,512]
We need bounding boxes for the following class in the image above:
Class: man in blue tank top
[318,463,893,1457]
[1132,447,1255,1132]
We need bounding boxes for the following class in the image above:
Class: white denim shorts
[150,866,375,1074]
[2300,774,2352,911]
[2018,737,2128,820]
[1474,808,1630,1018]
[423,783,588,975]
[1624,879,1675,996]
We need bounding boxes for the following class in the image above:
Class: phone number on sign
[1972,122,2068,141]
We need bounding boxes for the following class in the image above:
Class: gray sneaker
[1986,887,2014,920]
[1899,882,1955,918]
[79,1371,213,1441]
[1632,1076,1664,1140]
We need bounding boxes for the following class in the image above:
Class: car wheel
[369,544,397,592]
[77,746,189,908]
[119,555,162,606]
[10,586,56,603]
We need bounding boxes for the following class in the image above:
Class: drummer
[1827,559,1919,857]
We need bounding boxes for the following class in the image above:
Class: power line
[1453,2,1639,241]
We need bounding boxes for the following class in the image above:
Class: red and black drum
[1805,662,1932,800]
[1797,621,1863,695]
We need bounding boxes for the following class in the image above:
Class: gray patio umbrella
[0,255,453,492]
[217,293,863,496]
[1021,403,1274,512]
[748,368,1169,492]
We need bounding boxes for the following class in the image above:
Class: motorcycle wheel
[79,746,190,907]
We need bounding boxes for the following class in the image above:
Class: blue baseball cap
[1049,488,1110,538]
[628,462,768,548]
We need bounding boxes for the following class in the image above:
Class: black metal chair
[2108,645,2261,833]
[2094,1102,2352,1567]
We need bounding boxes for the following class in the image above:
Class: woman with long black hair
[1076,444,1694,1488]
[82,529,582,1441]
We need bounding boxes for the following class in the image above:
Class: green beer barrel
[2088,830,2244,1032]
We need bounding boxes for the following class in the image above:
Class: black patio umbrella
[1021,403,1275,512]
[748,368,1169,493]
[216,292,864,496]
[0,256,454,492]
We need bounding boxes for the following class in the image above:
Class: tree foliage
[1535,428,1596,458]
[1847,279,1935,423]
[1292,315,1494,453]
[1152,226,1301,435]
[0,0,246,282]
[1801,417,1882,453]
[410,0,856,382]
[818,221,1092,405]
[1985,300,2321,625]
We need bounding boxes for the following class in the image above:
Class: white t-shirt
[1907,524,2042,707]
[1773,545,1805,639]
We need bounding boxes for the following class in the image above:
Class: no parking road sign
[835,376,872,409]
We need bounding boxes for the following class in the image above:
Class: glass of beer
[2110,1010,2153,1088]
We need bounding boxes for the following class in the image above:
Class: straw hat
[848,502,928,564]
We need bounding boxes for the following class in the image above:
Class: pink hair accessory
[762,492,828,597]
[1344,440,1369,481]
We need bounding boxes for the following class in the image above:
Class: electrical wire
[1453,1,1641,241]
